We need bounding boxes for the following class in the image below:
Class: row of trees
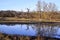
[36,0,58,12]
[36,0,60,20]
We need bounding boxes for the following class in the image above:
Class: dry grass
[0,33,58,40]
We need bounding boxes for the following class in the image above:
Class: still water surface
[0,23,60,38]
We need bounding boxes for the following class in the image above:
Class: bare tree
[36,0,42,19]
[27,8,30,13]
[42,1,48,19]
[48,3,57,12]
[36,0,42,12]
[42,1,48,12]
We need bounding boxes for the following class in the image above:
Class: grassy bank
[0,33,59,40]
[0,17,60,23]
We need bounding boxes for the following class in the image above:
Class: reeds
[0,33,58,40]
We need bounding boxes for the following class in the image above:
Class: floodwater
[0,23,60,38]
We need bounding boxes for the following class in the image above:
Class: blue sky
[0,0,60,11]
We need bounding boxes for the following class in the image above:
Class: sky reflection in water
[0,24,36,36]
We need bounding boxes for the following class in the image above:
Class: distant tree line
[0,10,39,19]
[0,11,17,17]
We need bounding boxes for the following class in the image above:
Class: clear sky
[0,0,60,11]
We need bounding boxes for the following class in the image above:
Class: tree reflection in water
[34,23,60,37]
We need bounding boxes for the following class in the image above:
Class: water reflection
[0,23,60,38]
[34,23,60,38]
[0,24,36,36]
